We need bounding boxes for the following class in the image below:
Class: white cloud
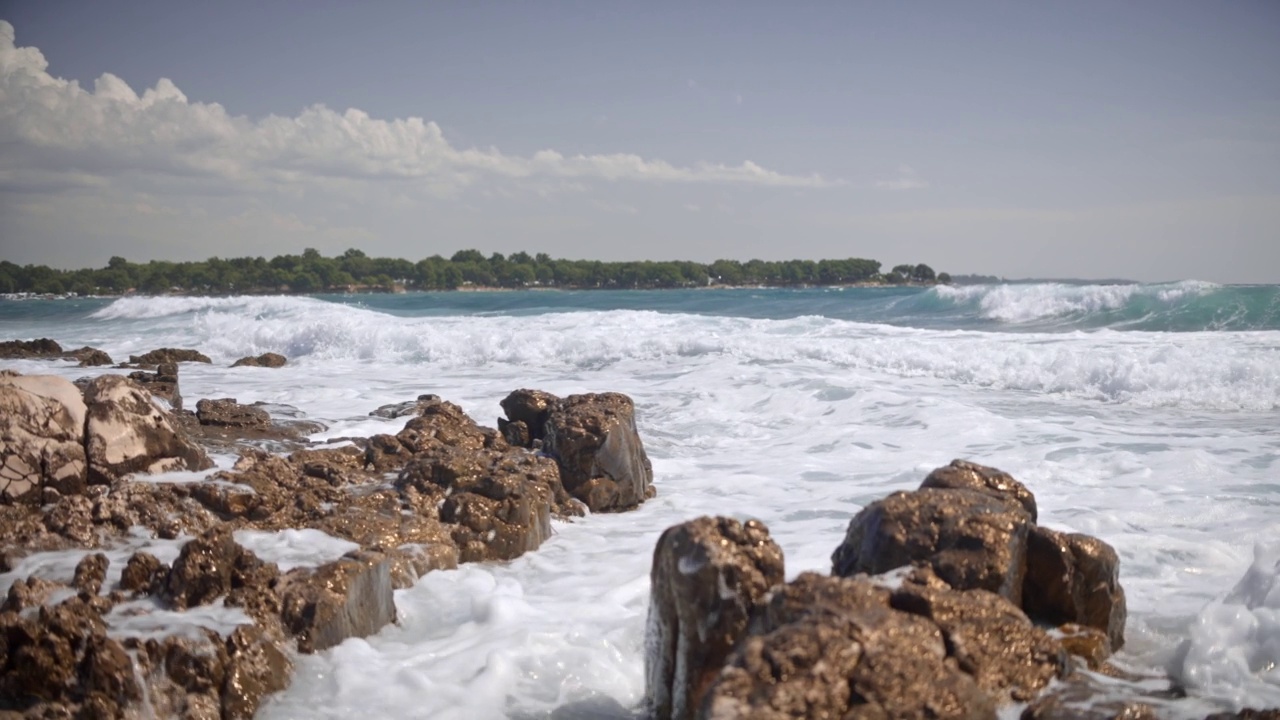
[875,164,929,191]
[0,20,838,197]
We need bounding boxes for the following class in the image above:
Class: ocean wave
[90,294,341,321]
[929,280,1237,328]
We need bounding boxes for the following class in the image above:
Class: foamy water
[2,285,1278,718]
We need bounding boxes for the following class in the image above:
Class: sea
[1,281,1278,719]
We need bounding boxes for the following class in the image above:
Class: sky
[0,1,1278,282]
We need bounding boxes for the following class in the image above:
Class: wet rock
[0,374,88,503]
[196,398,271,429]
[120,551,165,596]
[190,481,260,519]
[890,569,1068,702]
[127,361,182,410]
[363,433,412,473]
[0,337,63,358]
[921,459,1038,521]
[164,526,240,609]
[703,572,996,720]
[83,375,212,484]
[1024,526,1127,650]
[395,399,491,455]
[2,575,73,613]
[1055,623,1112,671]
[832,487,1033,603]
[645,516,784,720]
[127,347,212,365]
[72,553,110,596]
[1019,671,1172,719]
[279,550,396,653]
[61,346,114,367]
[230,352,287,368]
[499,388,560,445]
[369,393,441,419]
[498,419,531,448]
[543,392,654,512]
[222,625,291,719]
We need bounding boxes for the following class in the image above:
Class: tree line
[0,249,949,296]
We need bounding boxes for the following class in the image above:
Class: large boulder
[921,459,1038,521]
[702,572,997,720]
[542,392,654,512]
[831,487,1034,603]
[1023,526,1127,650]
[0,373,88,503]
[279,550,397,653]
[645,516,784,720]
[83,374,212,484]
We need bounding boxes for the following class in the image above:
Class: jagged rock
[196,398,271,429]
[395,399,491,455]
[128,347,212,365]
[83,375,212,484]
[279,550,396,653]
[61,346,114,367]
[165,526,241,609]
[0,374,88,504]
[890,568,1068,702]
[120,551,165,596]
[369,393,441,419]
[645,516,784,720]
[921,459,1038,521]
[230,352,287,368]
[222,625,292,719]
[398,447,566,562]
[72,553,109,596]
[543,392,654,512]
[702,572,996,720]
[363,433,412,472]
[128,361,182,410]
[499,388,560,445]
[1024,525,1127,651]
[2,575,72,613]
[190,481,260,518]
[0,337,63,358]
[832,487,1033,603]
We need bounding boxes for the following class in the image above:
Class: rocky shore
[2,339,1276,719]
[1,343,654,718]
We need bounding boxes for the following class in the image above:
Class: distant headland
[0,249,952,296]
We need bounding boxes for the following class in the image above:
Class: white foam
[106,597,253,640]
[233,528,360,571]
[932,280,1219,324]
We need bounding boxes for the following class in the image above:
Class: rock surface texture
[231,352,288,368]
[0,367,656,718]
[645,460,1135,720]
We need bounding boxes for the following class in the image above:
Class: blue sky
[1,1,1277,281]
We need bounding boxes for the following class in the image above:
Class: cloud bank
[0,20,836,197]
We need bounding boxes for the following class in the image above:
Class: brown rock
[890,570,1068,702]
[73,553,110,596]
[543,392,654,512]
[164,526,240,609]
[921,459,1038,521]
[1023,526,1127,650]
[222,625,291,719]
[0,374,88,503]
[128,348,212,365]
[196,398,271,429]
[0,338,63,359]
[230,352,287,368]
[1055,623,1112,671]
[120,551,165,596]
[64,346,113,367]
[499,388,560,445]
[832,487,1033,603]
[128,361,182,410]
[645,516,784,720]
[368,393,441,419]
[83,375,212,484]
[703,572,996,720]
[395,400,490,455]
[279,550,396,653]
[2,575,73,613]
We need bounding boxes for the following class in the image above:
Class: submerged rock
[369,393,441,419]
[231,352,288,368]
[0,373,88,503]
[645,516,784,720]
